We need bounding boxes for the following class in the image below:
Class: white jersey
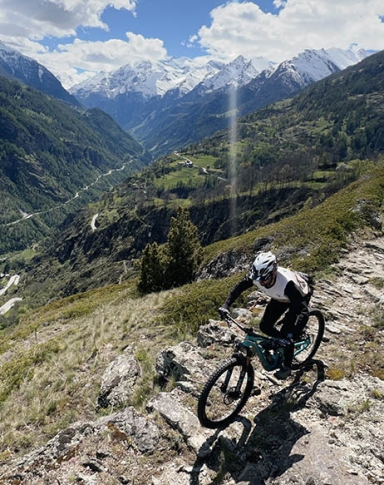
[252,267,310,302]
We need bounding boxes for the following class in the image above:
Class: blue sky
[0,0,383,88]
[95,0,280,59]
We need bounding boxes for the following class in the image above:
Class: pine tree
[137,242,167,294]
[137,207,203,293]
[165,207,203,288]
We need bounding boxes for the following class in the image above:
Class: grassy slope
[0,166,383,461]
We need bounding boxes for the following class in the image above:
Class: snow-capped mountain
[70,55,272,100]
[236,46,369,116]
[0,41,79,106]
[71,58,227,99]
[69,46,370,157]
[71,47,367,103]
[274,47,368,87]
[193,55,273,94]
[0,38,371,159]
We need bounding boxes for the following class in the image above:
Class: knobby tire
[291,309,325,370]
[197,356,254,429]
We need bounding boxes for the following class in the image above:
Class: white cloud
[12,33,166,88]
[0,0,162,88]
[193,0,384,63]
[0,0,138,37]
[49,34,167,87]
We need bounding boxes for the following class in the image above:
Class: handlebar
[222,313,259,337]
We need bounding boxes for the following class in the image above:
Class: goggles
[258,272,273,284]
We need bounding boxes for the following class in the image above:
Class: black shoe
[274,366,292,380]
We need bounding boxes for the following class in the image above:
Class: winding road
[5,161,133,227]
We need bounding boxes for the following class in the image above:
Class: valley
[4,161,134,228]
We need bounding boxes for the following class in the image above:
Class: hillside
[0,40,79,107]
[0,76,152,253]
[0,200,382,483]
[8,49,384,307]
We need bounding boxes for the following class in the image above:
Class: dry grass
[0,285,179,462]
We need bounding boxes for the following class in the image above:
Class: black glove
[218,306,230,319]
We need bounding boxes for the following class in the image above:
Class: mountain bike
[197,309,325,429]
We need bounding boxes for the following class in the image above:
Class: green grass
[157,273,247,337]
[0,285,176,458]
[370,277,384,290]
[187,154,218,168]
[153,166,204,190]
[0,281,137,354]
[0,339,61,404]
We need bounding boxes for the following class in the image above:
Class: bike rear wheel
[197,356,254,429]
[292,309,325,370]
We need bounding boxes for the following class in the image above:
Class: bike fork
[220,362,247,394]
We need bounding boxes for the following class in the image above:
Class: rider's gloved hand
[218,306,230,319]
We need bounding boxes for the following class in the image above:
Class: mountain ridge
[0,40,79,106]
[70,47,369,157]
[8,49,384,305]
[70,47,367,99]
[0,39,372,161]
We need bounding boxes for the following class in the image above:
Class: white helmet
[252,251,277,282]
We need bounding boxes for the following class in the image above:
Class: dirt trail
[311,235,384,373]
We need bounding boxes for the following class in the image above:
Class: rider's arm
[223,275,254,309]
[284,280,310,325]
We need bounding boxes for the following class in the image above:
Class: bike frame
[225,314,312,372]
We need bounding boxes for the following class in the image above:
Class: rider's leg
[273,338,294,379]
[294,293,313,336]
[280,292,312,338]
[259,300,289,338]
[261,300,294,379]
[279,310,297,337]
[264,308,295,378]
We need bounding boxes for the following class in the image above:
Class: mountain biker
[219,251,313,380]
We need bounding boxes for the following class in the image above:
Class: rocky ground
[0,236,383,485]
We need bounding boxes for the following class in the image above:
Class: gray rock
[98,347,141,408]
[197,320,237,347]
[155,341,214,384]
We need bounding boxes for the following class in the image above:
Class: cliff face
[1,236,383,484]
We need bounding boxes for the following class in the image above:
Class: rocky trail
[1,236,383,485]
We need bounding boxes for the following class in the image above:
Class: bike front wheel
[292,309,325,370]
[197,356,254,429]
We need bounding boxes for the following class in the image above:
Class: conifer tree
[137,242,166,294]
[138,207,203,293]
[165,207,203,288]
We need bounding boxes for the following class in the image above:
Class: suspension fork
[220,351,251,394]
